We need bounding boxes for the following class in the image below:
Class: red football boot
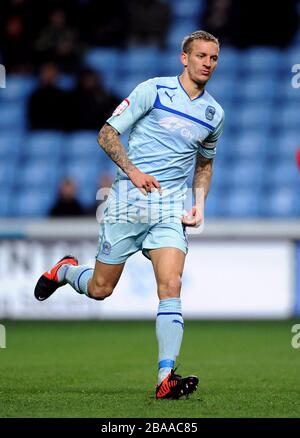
[156,369,199,400]
[34,255,78,301]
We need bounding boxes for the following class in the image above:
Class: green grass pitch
[0,320,299,418]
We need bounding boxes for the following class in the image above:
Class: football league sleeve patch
[112,98,130,116]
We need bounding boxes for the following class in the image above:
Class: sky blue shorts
[96,200,188,264]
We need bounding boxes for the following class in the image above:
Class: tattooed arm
[192,153,213,203]
[182,153,213,227]
[98,123,136,175]
[98,123,161,194]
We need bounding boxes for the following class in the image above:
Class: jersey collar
[177,75,205,101]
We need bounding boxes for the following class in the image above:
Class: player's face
[181,40,219,85]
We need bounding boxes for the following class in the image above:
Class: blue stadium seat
[120,47,160,76]
[212,135,232,163]
[220,159,264,190]
[276,49,300,77]
[64,131,97,159]
[207,75,236,101]
[238,48,280,74]
[219,100,232,118]
[84,48,119,75]
[215,47,240,75]
[13,188,55,217]
[233,103,272,129]
[65,131,117,172]
[265,159,300,187]
[261,187,300,217]
[158,50,182,76]
[276,103,300,129]
[0,75,36,102]
[0,190,12,217]
[25,131,64,159]
[272,130,300,158]
[97,150,118,173]
[208,156,225,187]
[101,72,118,93]
[172,16,199,33]
[0,162,16,188]
[64,159,101,188]
[17,160,61,188]
[171,0,204,18]
[0,132,22,159]
[166,22,196,49]
[0,103,26,130]
[77,186,97,208]
[204,187,220,218]
[236,76,276,102]
[228,130,268,159]
[220,187,261,217]
[278,79,300,102]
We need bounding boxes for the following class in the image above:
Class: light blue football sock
[156,297,184,384]
[58,264,93,296]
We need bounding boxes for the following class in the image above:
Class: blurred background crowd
[0,0,300,218]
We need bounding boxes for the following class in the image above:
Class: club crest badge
[205,105,216,121]
[102,241,111,255]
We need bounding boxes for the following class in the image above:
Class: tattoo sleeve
[193,153,213,204]
[97,123,136,176]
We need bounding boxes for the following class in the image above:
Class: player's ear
[180,51,188,67]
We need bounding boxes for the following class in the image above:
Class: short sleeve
[198,110,225,159]
[106,79,157,134]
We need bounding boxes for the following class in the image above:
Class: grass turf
[0,320,299,418]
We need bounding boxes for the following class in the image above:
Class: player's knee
[158,276,182,297]
[89,281,114,301]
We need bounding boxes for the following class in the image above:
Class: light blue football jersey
[106,76,224,209]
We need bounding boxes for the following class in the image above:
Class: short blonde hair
[182,30,219,54]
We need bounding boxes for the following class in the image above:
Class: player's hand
[181,205,203,227]
[127,168,161,195]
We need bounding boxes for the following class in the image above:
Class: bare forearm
[192,156,213,204]
[98,123,136,176]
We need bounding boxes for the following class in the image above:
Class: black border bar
[0,418,300,433]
